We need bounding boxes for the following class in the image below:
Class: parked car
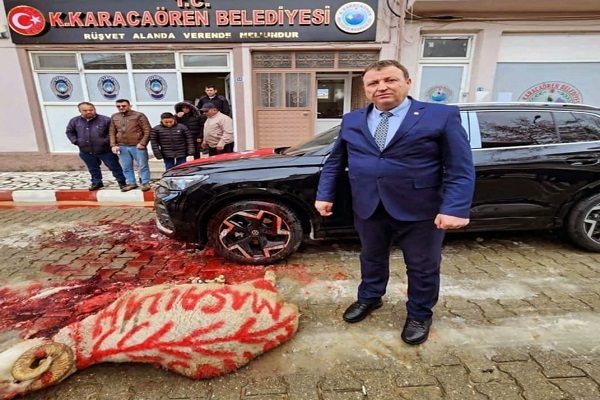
[155,102,600,265]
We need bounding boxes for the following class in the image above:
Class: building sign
[518,81,583,104]
[3,0,378,44]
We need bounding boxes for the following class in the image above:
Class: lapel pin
[414,112,420,115]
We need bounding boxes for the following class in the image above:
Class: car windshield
[283,126,340,156]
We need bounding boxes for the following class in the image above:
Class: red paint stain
[0,218,312,340]
[332,272,349,280]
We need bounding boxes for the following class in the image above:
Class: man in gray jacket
[66,102,126,191]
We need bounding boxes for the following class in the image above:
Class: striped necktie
[374,111,393,150]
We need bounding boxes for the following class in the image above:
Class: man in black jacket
[175,101,203,159]
[66,102,126,191]
[196,85,231,117]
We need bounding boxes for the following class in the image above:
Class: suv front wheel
[207,200,303,265]
[566,193,600,252]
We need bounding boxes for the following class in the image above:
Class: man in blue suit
[315,60,475,345]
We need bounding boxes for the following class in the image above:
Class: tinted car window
[284,126,339,155]
[555,112,600,143]
[477,111,557,148]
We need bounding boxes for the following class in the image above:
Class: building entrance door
[315,75,351,134]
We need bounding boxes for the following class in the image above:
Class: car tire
[207,200,303,265]
[566,193,600,252]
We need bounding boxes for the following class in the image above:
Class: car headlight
[161,175,210,191]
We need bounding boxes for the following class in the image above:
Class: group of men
[66,85,233,192]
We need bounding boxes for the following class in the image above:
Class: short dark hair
[115,99,130,104]
[160,112,175,120]
[205,84,216,90]
[77,101,95,109]
[361,60,410,79]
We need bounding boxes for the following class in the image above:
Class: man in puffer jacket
[66,102,126,191]
[174,101,203,159]
[150,112,195,170]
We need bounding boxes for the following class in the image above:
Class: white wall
[402,20,600,104]
[0,2,40,152]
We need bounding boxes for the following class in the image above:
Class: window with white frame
[421,36,472,59]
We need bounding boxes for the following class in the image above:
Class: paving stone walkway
[1,208,600,399]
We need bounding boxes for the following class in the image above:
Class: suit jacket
[316,98,475,221]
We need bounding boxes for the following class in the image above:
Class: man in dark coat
[66,102,126,191]
[196,85,231,117]
[315,60,475,345]
[175,101,203,159]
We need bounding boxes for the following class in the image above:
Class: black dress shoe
[88,182,104,191]
[343,300,383,323]
[401,318,432,345]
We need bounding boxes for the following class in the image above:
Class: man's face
[79,104,96,119]
[204,108,217,117]
[116,102,131,113]
[162,118,176,127]
[363,66,412,111]
[205,87,217,97]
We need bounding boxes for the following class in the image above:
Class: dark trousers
[163,157,187,170]
[208,142,234,156]
[193,140,202,159]
[79,151,125,185]
[354,203,445,321]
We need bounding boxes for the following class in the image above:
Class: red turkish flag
[7,6,46,36]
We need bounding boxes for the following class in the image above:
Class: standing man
[196,84,231,116]
[175,101,203,159]
[200,103,234,156]
[66,102,126,191]
[315,60,475,345]
[109,99,152,192]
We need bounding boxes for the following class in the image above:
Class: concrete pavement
[1,207,600,399]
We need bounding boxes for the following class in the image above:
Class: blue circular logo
[145,75,168,100]
[98,75,120,99]
[335,2,375,34]
[425,85,454,104]
[50,76,73,100]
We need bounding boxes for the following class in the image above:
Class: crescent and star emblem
[7,6,46,36]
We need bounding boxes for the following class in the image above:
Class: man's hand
[217,144,224,151]
[315,200,334,216]
[111,146,120,154]
[196,138,203,143]
[136,143,145,149]
[176,112,184,118]
[435,214,470,230]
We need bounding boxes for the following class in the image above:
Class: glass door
[315,75,350,134]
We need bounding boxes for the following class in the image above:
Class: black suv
[155,102,600,264]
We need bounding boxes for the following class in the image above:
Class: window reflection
[131,53,175,69]
[478,111,557,148]
[82,53,126,70]
[555,112,600,143]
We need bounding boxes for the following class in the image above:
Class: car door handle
[565,157,600,166]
